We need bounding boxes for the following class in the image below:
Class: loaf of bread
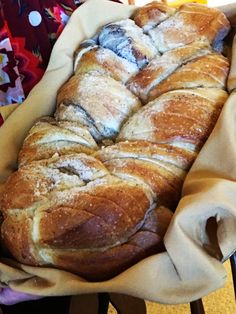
[0,2,230,281]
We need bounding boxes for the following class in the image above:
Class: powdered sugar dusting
[3,3,230,278]
[52,154,108,182]
[95,47,138,82]
[65,72,141,140]
[99,19,157,68]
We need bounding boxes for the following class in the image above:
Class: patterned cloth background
[0,0,121,126]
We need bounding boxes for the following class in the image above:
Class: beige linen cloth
[0,0,236,305]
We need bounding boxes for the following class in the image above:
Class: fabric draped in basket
[0,0,235,308]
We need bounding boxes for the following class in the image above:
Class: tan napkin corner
[0,0,236,305]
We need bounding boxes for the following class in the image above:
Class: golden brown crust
[1,204,172,281]
[56,72,141,141]
[147,53,229,101]
[38,179,152,249]
[149,3,230,53]
[51,230,162,281]
[0,3,230,281]
[127,42,212,103]
[98,19,157,69]
[1,176,160,281]
[1,168,51,212]
[95,140,196,171]
[18,118,97,166]
[133,1,176,32]
[95,140,197,210]
[46,206,172,281]
[50,230,162,281]
[1,214,39,265]
[74,47,138,83]
[103,158,182,210]
[118,89,228,150]
[1,154,109,213]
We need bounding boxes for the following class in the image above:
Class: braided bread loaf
[0,2,230,281]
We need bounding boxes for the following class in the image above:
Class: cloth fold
[0,0,235,305]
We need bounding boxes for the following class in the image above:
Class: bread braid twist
[0,2,230,281]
